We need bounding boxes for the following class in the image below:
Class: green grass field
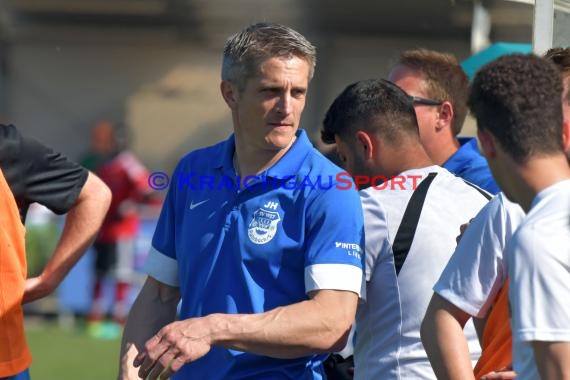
[26,321,120,380]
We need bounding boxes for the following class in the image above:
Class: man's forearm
[191,289,356,359]
[134,289,358,379]
[533,341,570,380]
[120,277,180,379]
[23,172,111,302]
[421,293,475,380]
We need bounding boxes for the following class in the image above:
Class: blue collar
[213,129,312,178]
[212,134,235,172]
[443,137,480,172]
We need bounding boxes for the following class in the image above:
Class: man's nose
[276,94,293,115]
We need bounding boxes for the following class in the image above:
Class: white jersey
[506,179,570,380]
[434,193,525,318]
[354,165,489,380]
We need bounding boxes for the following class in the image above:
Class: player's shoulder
[175,139,229,172]
[433,166,492,201]
[301,146,347,179]
[523,184,570,235]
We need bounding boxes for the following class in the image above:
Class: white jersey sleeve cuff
[305,264,364,297]
[433,286,484,318]
[143,247,179,287]
[515,329,570,343]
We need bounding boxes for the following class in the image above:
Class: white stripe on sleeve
[305,264,364,297]
[143,246,179,287]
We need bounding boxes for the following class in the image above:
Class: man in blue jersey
[388,49,500,194]
[119,22,365,380]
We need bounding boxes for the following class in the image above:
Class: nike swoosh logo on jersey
[189,199,209,210]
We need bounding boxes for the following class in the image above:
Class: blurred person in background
[389,49,500,194]
[81,120,156,340]
[0,123,110,380]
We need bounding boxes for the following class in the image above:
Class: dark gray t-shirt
[0,124,88,221]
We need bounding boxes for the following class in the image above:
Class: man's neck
[378,141,435,178]
[233,137,296,178]
[510,155,570,212]
[430,138,460,166]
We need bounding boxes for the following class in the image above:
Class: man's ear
[436,101,454,131]
[562,118,570,154]
[220,80,238,109]
[477,128,496,159]
[355,130,375,161]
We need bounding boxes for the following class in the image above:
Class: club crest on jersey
[248,204,281,245]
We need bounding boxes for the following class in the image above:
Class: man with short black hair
[322,78,488,379]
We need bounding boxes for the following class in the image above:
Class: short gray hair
[221,22,316,91]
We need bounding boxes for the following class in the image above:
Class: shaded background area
[0,0,537,172]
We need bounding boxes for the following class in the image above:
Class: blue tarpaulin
[461,42,533,80]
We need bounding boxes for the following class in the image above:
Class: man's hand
[456,219,474,245]
[120,343,143,380]
[480,367,516,380]
[134,317,213,379]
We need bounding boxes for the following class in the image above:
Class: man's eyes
[259,88,306,97]
[291,89,306,98]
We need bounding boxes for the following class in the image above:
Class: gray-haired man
[119,22,365,380]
